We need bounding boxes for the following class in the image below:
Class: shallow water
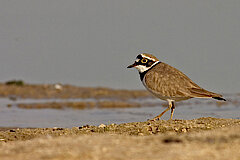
[0,94,239,128]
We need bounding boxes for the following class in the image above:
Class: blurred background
[0,0,240,93]
[0,1,240,128]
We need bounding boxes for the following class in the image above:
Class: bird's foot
[148,117,160,122]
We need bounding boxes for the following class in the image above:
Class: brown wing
[144,62,223,98]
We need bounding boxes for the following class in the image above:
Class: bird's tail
[189,88,226,101]
[212,97,226,101]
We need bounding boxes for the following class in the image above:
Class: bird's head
[127,53,159,73]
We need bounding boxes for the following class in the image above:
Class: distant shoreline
[0,82,151,99]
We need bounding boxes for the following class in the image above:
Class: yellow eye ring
[141,59,148,63]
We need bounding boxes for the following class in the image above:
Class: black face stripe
[135,58,154,67]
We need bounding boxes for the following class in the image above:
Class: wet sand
[0,117,240,159]
[16,100,141,109]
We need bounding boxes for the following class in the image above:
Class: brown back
[144,62,222,98]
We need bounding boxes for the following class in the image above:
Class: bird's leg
[169,101,175,120]
[151,101,172,121]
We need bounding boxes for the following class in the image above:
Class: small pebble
[138,133,144,136]
[98,124,106,128]
[181,128,187,133]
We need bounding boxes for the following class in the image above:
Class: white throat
[135,61,159,73]
[135,65,151,73]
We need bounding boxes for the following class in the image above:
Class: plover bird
[127,53,226,120]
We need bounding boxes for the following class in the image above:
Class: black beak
[127,62,137,68]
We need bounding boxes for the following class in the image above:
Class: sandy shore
[0,117,239,160]
[0,83,239,159]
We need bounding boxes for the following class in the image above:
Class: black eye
[141,59,148,63]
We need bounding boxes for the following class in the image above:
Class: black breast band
[139,61,161,81]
